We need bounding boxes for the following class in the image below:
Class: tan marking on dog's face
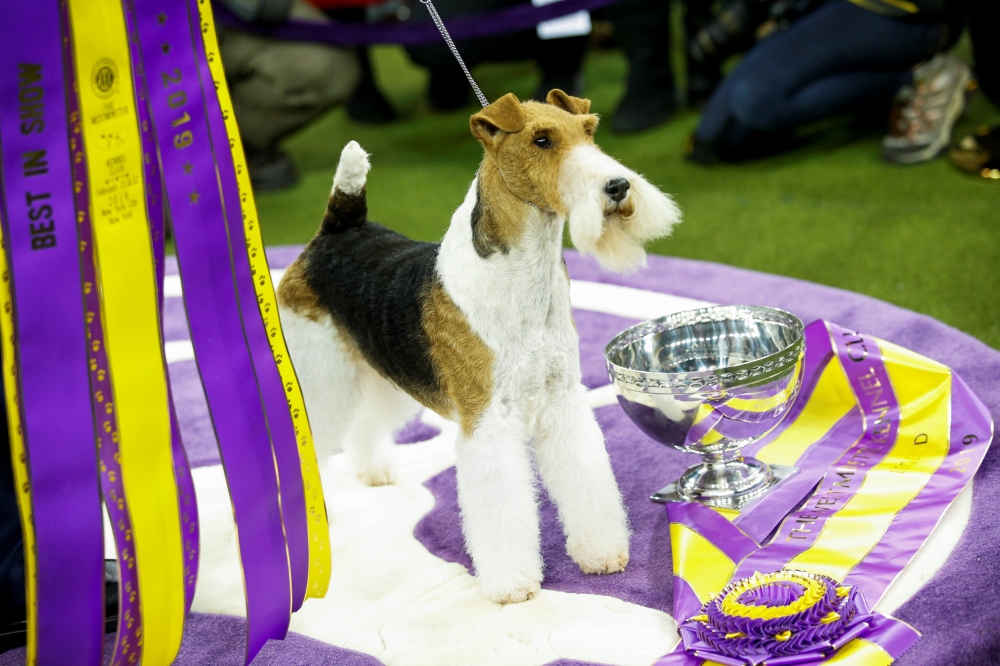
[422,279,494,436]
[278,259,324,321]
[470,90,600,222]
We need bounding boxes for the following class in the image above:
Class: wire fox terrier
[278,90,681,604]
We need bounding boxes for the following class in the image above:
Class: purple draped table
[3,247,992,666]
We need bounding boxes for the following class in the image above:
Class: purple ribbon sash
[187,0,311,611]
[129,0,295,659]
[0,3,105,662]
[121,0,201,617]
[215,0,623,47]
[731,324,902,579]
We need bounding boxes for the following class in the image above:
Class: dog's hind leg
[279,306,362,465]
[455,409,543,604]
[532,389,630,575]
[344,368,421,486]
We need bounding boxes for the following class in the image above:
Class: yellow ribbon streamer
[67,0,185,661]
[670,523,737,605]
[195,0,331,598]
[824,638,894,665]
[0,227,38,665]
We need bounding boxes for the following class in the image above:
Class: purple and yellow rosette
[680,571,872,666]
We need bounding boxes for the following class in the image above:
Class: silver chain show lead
[420,0,489,108]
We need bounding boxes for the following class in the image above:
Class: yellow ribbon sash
[67,0,186,662]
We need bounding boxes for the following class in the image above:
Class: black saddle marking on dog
[321,187,369,235]
[470,179,510,259]
[302,221,442,401]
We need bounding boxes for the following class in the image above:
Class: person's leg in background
[220,28,360,191]
[0,373,25,652]
[949,1,1000,178]
[685,0,775,108]
[531,34,590,101]
[602,0,675,133]
[689,0,953,162]
[404,0,588,112]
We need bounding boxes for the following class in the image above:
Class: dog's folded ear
[470,93,525,144]
[546,89,591,115]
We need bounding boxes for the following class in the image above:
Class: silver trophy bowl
[605,305,805,509]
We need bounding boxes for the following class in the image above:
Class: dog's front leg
[533,389,630,575]
[455,408,542,604]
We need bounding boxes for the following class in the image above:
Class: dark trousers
[968,2,1000,106]
[219,27,359,151]
[404,0,588,98]
[695,0,957,159]
[0,370,24,628]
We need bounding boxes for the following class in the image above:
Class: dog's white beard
[561,145,681,273]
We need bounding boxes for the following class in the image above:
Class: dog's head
[470,90,680,272]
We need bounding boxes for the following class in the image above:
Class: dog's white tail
[321,141,371,235]
[332,140,370,196]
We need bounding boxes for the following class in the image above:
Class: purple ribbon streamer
[842,372,993,599]
[741,321,837,461]
[734,320,850,542]
[666,502,759,620]
[0,3,105,662]
[121,0,200,616]
[189,0,310,612]
[214,0,623,47]
[131,0,293,660]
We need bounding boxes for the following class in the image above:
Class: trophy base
[651,461,797,512]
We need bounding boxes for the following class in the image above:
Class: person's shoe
[950,125,1000,180]
[882,53,971,164]
[246,146,299,193]
[1,560,119,653]
[612,87,675,134]
[684,132,718,165]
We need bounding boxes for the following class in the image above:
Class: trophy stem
[677,454,771,501]
[651,454,797,508]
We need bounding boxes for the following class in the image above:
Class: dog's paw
[356,465,396,487]
[569,542,630,575]
[478,576,541,605]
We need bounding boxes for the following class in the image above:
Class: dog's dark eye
[533,136,552,149]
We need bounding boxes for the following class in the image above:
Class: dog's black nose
[604,178,630,203]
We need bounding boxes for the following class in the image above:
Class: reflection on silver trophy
[605,305,805,509]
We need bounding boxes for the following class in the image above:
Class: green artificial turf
[256,44,1000,350]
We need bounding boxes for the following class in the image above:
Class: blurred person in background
[685,0,817,107]
[218,0,361,191]
[597,0,675,133]
[686,0,966,164]
[597,0,816,133]
[403,0,590,112]
[0,375,24,652]
[946,2,1000,180]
